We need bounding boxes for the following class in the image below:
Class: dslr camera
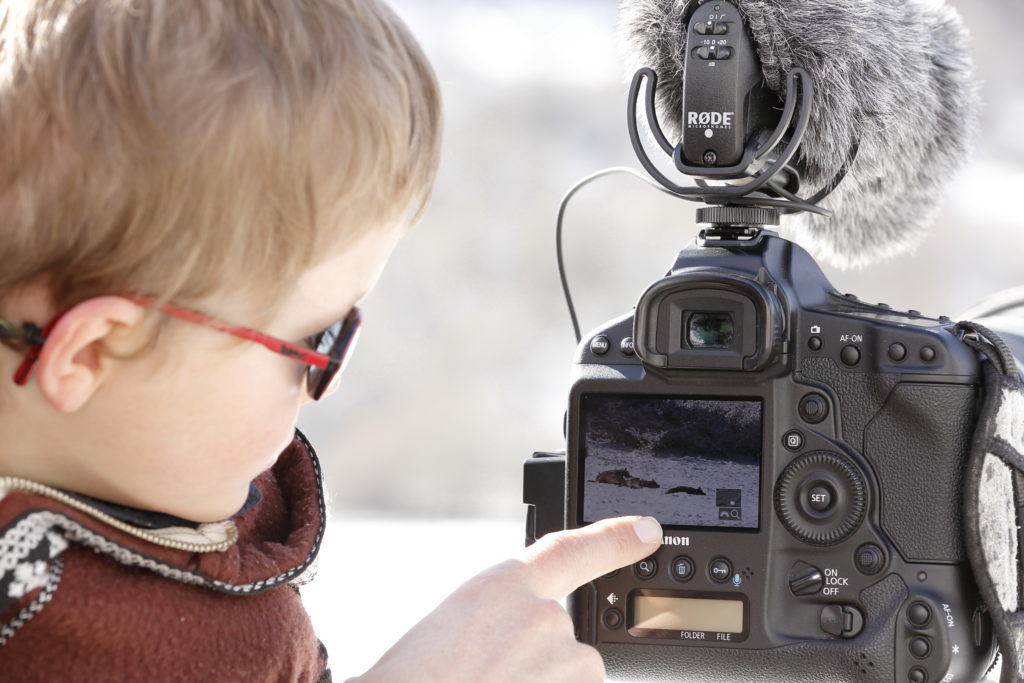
[523,1,1024,681]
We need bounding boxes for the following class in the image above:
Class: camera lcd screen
[581,395,761,529]
[631,595,744,633]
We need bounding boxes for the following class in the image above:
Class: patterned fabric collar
[59,483,263,530]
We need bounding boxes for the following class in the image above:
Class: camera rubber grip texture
[798,358,899,454]
[799,357,976,562]
[863,383,975,562]
[599,574,907,682]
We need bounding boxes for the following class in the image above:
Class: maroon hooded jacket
[0,430,330,682]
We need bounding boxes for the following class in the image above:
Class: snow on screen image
[582,396,762,529]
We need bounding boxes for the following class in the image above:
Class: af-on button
[908,602,932,627]
[840,345,861,367]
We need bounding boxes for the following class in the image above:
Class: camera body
[525,232,999,682]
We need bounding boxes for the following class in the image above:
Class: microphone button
[695,20,713,35]
[713,22,729,35]
[716,46,734,60]
[696,47,712,60]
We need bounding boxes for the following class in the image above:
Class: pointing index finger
[521,516,663,600]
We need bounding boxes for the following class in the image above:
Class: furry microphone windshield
[618,0,981,269]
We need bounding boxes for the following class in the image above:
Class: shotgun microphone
[618,0,981,268]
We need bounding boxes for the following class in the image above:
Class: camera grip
[800,358,976,562]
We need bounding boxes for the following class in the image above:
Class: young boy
[0,1,661,681]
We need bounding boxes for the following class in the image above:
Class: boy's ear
[34,296,148,413]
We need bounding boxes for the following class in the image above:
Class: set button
[807,485,834,513]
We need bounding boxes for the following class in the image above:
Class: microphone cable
[556,166,680,344]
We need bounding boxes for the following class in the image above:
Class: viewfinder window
[687,312,735,349]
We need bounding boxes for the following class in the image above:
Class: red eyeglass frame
[10,294,362,401]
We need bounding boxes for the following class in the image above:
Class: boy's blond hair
[0,0,441,323]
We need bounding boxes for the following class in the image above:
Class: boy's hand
[352,516,662,683]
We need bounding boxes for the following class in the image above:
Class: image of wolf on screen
[582,398,762,527]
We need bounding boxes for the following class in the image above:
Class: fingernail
[633,517,662,545]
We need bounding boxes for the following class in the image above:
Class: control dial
[775,452,867,545]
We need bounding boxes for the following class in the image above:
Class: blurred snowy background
[300,0,1022,678]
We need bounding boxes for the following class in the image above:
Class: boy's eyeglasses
[0,295,362,401]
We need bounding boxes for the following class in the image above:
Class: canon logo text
[663,536,691,546]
